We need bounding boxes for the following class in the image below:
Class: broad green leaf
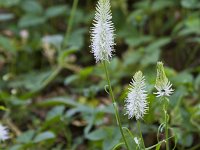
[21,0,43,14]
[0,13,14,21]
[18,14,46,28]
[9,145,23,150]
[58,48,78,65]
[37,97,77,107]
[42,34,63,50]
[0,105,7,111]
[45,5,68,18]
[103,127,121,150]
[67,28,87,49]
[0,0,20,7]
[145,38,171,51]
[33,131,55,143]
[16,130,35,143]
[151,0,175,11]
[172,72,193,85]
[181,0,200,9]
[0,35,16,52]
[122,127,138,149]
[85,128,107,141]
[125,36,154,47]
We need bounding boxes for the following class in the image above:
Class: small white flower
[125,71,148,120]
[90,0,115,62]
[154,62,174,98]
[0,124,9,142]
[134,137,140,145]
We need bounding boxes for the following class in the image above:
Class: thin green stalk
[41,66,62,89]
[163,100,169,150]
[103,60,130,150]
[63,0,79,47]
[137,120,145,149]
[146,136,174,150]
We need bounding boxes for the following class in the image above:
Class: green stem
[63,0,79,47]
[41,66,62,89]
[146,136,174,150]
[137,120,145,149]
[103,60,130,150]
[163,100,169,150]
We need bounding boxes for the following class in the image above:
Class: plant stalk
[103,60,130,150]
[63,0,79,47]
[163,99,169,150]
[137,120,145,149]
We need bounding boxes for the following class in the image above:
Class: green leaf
[0,0,20,7]
[0,13,14,21]
[122,127,138,149]
[9,145,23,150]
[112,142,125,150]
[18,14,46,28]
[181,0,200,9]
[103,127,121,150]
[42,34,63,50]
[125,36,154,47]
[86,128,107,141]
[145,38,171,51]
[45,5,68,18]
[0,35,16,52]
[151,0,175,11]
[58,48,78,65]
[16,130,35,143]
[0,105,7,111]
[21,0,43,14]
[46,106,65,121]
[33,131,55,143]
[172,72,193,85]
[37,97,77,107]
[67,28,87,49]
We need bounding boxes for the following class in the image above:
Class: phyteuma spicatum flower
[0,124,9,142]
[154,62,174,98]
[90,0,115,62]
[125,71,148,120]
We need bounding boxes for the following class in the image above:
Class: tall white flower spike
[125,71,148,120]
[90,0,115,62]
[154,62,174,98]
[0,124,9,142]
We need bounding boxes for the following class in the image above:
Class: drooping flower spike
[90,0,115,62]
[0,124,9,142]
[154,62,174,98]
[125,71,148,120]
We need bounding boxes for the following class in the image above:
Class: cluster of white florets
[90,0,115,62]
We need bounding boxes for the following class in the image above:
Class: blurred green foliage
[0,0,200,149]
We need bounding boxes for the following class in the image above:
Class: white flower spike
[154,62,174,98]
[125,71,148,120]
[0,124,9,142]
[90,0,115,62]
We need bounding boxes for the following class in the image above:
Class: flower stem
[63,0,79,47]
[163,99,169,150]
[103,60,130,150]
[137,120,145,149]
